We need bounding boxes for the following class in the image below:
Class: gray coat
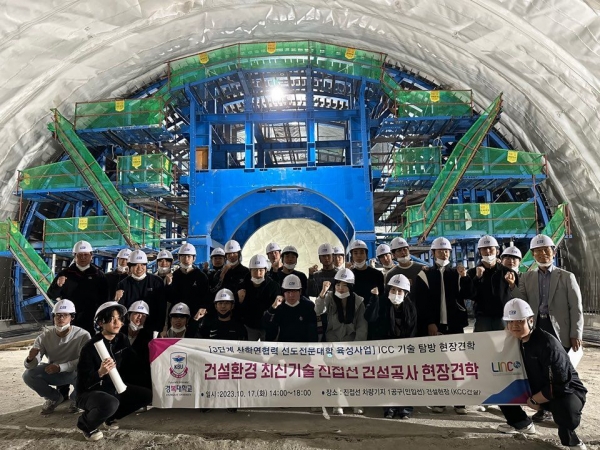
[315,292,368,342]
[512,266,583,348]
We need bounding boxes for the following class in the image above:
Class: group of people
[21,233,587,448]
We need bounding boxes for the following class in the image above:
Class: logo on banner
[170,352,189,379]
[491,360,522,374]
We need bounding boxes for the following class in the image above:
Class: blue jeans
[22,364,77,402]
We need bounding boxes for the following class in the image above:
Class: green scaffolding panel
[74,98,166,130]
[404,202,537,240]
[19,161,86,191]
[117,154,173,196]
[0,222,8,252]
[393,147,442,177]
[520,203,568,272]
[466,147,546,177]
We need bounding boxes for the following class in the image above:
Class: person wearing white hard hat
[315,268,368,416]
[332,245,346,270]
[162,302,195,338]
[375,244,396,277]
[115,250,167,335]
[385,237,426,285]
[364,274,417,419]
[106,248,132,300]
[263,274,318,342]
[47,240,109,335]
[119,301,153,390]
[76,302,152,441]
[501,246,522,271]
[23,300,90,415]
[413,236,473,415]
[217,239,251,295]
[196,289,248,341]
[166,243,210,336]
[496,299,587,450]
[155,249,174,281]
[204,248,226,295]
[270,245,309,297]
[307,243,337,297]
[467,236,518,333]
[236,254,281,340]
[348,240,384,333]
[266,242,283,273]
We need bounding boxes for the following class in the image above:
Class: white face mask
[55,324,70,333]
[285,300,299,307]
[397,256,411,264]
[129,322,143,332]
[251,277,265,284]
[335,291,351,299]
[482,255,497,264]
[179,263,192,271]
[171,326,186,334]
[158,266,171,275]
[353,261,366,269]
[226,259,239,267]
[283,263,296,270]
[435,258,450,267]
[116,266,129,273]
[76,264,90,272]
[131,273,147,281]
[383,262,395,269]
[537,261,553,268]
[388,293,405,305]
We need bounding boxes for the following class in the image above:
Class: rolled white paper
[94,340,127,394]
[153,331,159,339]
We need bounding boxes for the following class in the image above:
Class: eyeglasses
[54,313,71,319]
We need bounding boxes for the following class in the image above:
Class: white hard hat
[282,274,302,290]
[73,240,93,254]
[116,248,132,260]
[390,237,409,250]
[431,237,452,250]
[94,301,127,323]
[334,268,355,284]
[210,248,225,258]
[52,299,76,315]
[387,274,411,292]
[214,289,235,302]
[128,300,150,315]
[265,242,281,254]
[179,243,197,256]
[530,234,555,250]
[157,249,174,260]
[169,302,191,316]
[225,240,241,253]
[248,254,269,269]
[501,246,522,259]
[349,240,368,252]
[332,245,345,255]
[477,235,499,249]
[502,299,534,321]
[128,249,148,264]
[376,244,392,258]
[318,243,333,256]
[282,245,299,256]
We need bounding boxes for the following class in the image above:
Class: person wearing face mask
[216,240,251,295]
[162,302,195,338]
[467,236,519,333]
[364,274,417,419]
[115,250,166,335]
[376,244,396,277]
[47,241,109,335]
[76,302,152,441]
[501,246,522,271]
[154,249,174,282]
[497,299,587,450]
[196,289,248,340]
[315,268,368,416]
[106,249,132,300]
[384,237,426,285]
[270,245,309,297]
[236,255,281,340]
[412,236,474,415]
[332,245,346,270]
[262,274,318,342]
[119,301,152,390]
[349,241,384,333]
[23,300,90,415]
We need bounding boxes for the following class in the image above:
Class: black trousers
[77,384,152,433]
[501,392,585,446]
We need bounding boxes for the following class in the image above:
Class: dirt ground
[0,345,599,450]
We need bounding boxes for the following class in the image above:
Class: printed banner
[150,331,530,409]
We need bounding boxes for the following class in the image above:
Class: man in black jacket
[497,299,587,450]
[105,248,131,300]
[76,302,152,441]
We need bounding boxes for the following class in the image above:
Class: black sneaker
[532,410,552,422]
[226,408,238,413]
[384,409,395,419]
[58,385,70,402]
[103,419,119,430]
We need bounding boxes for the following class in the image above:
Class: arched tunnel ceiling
[1,0,599,276]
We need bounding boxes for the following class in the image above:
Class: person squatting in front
[497,299,587,450]
[315,268,368,416]
[75,302,152,441]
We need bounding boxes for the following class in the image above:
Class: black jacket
[196,316,248,341]
[119,326,153,388]
[364,292,417,340]
[467,262,518,318]
[237,276,281,329]
[167,267,211,313]
[269,269,308,298]
[117,275,167,333]
[262,297,318,342]
[106,270,129,301]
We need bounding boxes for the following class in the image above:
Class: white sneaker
[497,423,536,435]
[103,420,119,430]
[431,406,445,413]
[40,398,60,415]
[332,407,344,415]
[352,407,364,415]
[476,405,487,412]
[82,429,104,441]
[568,443,587,450]
[454,406,468,415]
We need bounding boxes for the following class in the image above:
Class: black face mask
[217,311,232,319]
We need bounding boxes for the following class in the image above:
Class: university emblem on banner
[169,352,188,379]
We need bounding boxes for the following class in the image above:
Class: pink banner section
[149,338,180,363]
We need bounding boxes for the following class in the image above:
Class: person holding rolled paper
[75,302,152,442]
